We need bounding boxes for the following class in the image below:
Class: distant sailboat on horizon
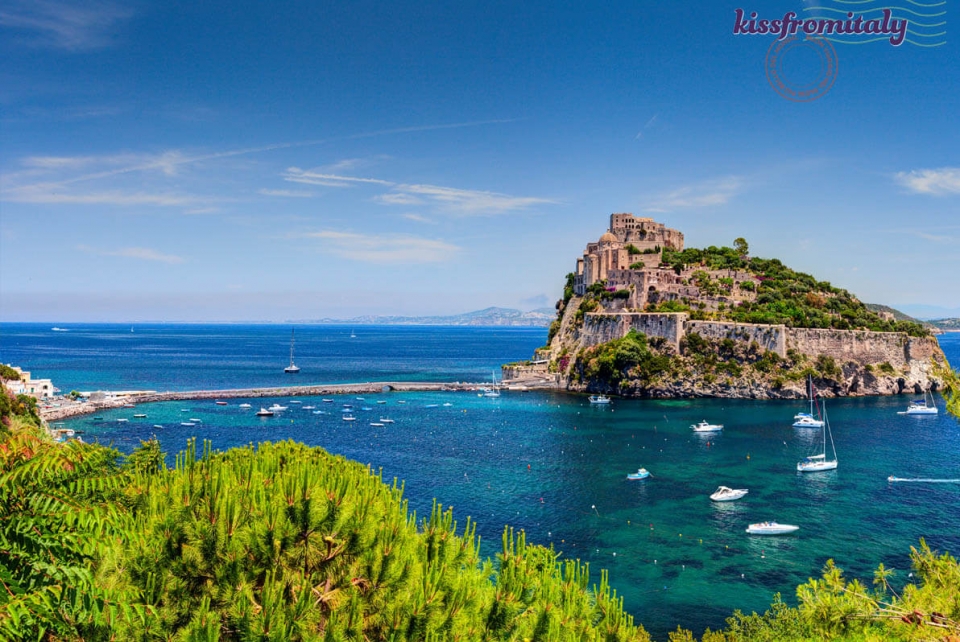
[284,328,301,373]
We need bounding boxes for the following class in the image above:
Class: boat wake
[888,476,960,483]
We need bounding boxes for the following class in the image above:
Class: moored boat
[589,394,611,404]
[691,420,723,432]
[746,522,799,535]
[255,408,274,417]
[710,486,748,501]
[627,468,651,480]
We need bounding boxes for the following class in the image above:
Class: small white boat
[290,400,302,404]
[425,404,439,408]
[153,424,163,429]
[322,399,334,403]
[356,397,365,401]
[312,410,324,414]
[180,422,195,427]
[215,401,228,406]
[380,418,395,424]
[256,408,274,417]
[133,413,147,418]
[746,522,799,535]
[376,400,387,404]
[798,400,838,472]
[117,418,128,423]
[442,402,453,407]
[589,394,611,404]
[181,409,190,413]
[370,422,385,427]
[899,389,938,415]
[284,329,301,373]
[302,405,316,410]
[710,486,748,502]
[343,415,356,422]
[792,414,824,428]
[627,468,650,480]
[691,420,723,432]
[267,404,288,412]
[239,403,252,409]
[189,418,202,423]
[397,400,406,404]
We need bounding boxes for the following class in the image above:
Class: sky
[1,0,958,322]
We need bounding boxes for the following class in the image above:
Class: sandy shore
[39,378,560,422]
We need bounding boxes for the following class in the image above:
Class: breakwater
[41,381,503,422]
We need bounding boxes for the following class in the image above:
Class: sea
[2,323,959,640]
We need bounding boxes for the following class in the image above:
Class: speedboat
[442,402,453,407]
[133,414,147,418]
[267,404,287,412]
[255,408,274,417]
[746,522,799,535]
[691,420,723,432]
[425,404,439,408]
[343,415,356,421]
[370,422,384,427]
[322,399,333,403]
[589,394,611,404]
[180,422,195,427]
[710,486,748,501]
[377,400,387,404]
[215,401,227,406]
[153,424,163,429]
[117,418,128,423]
[792,414,824,428]
[239,403,252,409]
[379,418,395,424]
[627,468,651,480]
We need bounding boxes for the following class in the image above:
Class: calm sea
[2,323,959,640]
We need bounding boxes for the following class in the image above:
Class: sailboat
[793,375,824,428]
[898,388,938,415]
[797,399,837,472]
[284,329,301,373]
[482,370,501,397]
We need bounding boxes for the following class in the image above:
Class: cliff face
[505,301,948,399]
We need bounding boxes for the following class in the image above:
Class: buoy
[527,464,531,470]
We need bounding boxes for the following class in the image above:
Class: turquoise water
[5,324,959,639]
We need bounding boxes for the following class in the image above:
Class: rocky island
[505,213,949,398]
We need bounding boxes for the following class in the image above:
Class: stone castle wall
[687,320,786,356]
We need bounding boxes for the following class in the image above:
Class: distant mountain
[299,307,555,327]
[892,304,960,320]
[927,318,960,332]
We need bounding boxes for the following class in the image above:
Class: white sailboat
[793,375,824,428]
[898,388,938,415]
[483,370,501,397]
[284,328,301,373]
[797,400,838,472]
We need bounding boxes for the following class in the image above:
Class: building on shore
[2,365,57,399]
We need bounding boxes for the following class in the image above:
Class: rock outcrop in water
[504,215,949,399]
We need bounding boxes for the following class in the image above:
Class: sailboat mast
[290,329,295,365]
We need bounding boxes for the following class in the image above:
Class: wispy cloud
[283,168,394,188]
[0,0,133,50]
[403,213,434,223]
[643,176,743,212]
[77,244,185,264]
[258,188,314,198]
[895,167,960,195]
[910,231,956,244]
[7,187,211,207]
[299,230,459,263]
[283,168,555,216]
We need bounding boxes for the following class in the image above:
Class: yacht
[267,403,288,412]
[284,328,301,374]
[797,401,838,472]
[589,394,611,404]
[691,420,723,432]
[627,468,651,480]
[255,408,274,417]
[710,486,748,501]
[793,376,825,427]
[746,522,799,535]
[899,389,938,415]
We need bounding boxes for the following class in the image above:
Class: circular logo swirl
[765,34,839,102]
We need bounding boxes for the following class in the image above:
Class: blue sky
[1,0,957,322]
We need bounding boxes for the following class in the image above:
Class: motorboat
[255,408,274,417]
[180,422,196,427]
[133,414,147,418]
[239,403,252,409]
[746,522,799,535]
[691,420,723,432]
[302,405,316,410]
[290,400,302,404]
[189,418,202,423]
[442,402,453,407]
[425,404,439,408]
[627,468,651,480]
[379,418,395,424]
[322,398,333,403]
[267,404,288,412]
[370,422,384,427]
[589,394,611,404]
[377,400,387,404]
[343,415,356,421]
[710,486,748,501]
[117,418,128,423]
[798,400,838,472]
[215,401,228,406]
[899,389,938,415]
[153,424,163,429]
